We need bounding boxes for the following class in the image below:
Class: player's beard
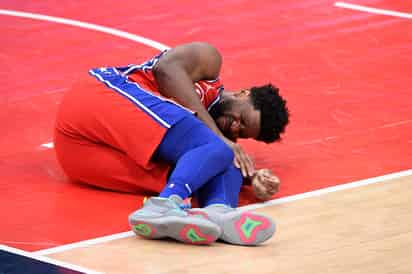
[209,99,236,140]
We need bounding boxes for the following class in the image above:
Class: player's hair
[249,84,289,143]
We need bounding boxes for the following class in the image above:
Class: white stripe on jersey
[89,69,171,128]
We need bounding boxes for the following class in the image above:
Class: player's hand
[223,138,255,177]
[251,169,280,200]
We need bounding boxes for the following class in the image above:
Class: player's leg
[153,115,234,200]
[191,165,276,246]
[195,164,243,208]
[55,127,221,246]
[58,69,226,244]
[129,115,233,244]
[55,122,222,245]
[54,129,167,194]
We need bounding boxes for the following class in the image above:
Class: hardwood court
[1,2,411,274]
[47,175,412,274]
[1,1,411,252]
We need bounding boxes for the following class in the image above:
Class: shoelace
[143,196,192,210]
[179,202,192,210]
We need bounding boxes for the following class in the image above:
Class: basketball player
[54,42,289,246]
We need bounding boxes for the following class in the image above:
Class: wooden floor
[48,175,412,274]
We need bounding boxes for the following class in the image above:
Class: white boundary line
[34,169,412,256]
[41,142,54,148]
[0,8,171,150]
[0,9,171,51]
[3,6,411,258]
[335,2,412,19]
[1,244,103,274]
[35,232,134,256]
[240,169,412,211]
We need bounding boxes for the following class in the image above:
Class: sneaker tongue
[149,197,185,214]
[168,195,184,207]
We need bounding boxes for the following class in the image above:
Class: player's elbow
[154,42,222,81]
[193,42,222,71]
[191,42,221,57]
[153,57,177,84]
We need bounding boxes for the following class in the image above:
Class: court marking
[1,244,102,274]
[2,7,409,149]
[35,232,134,256]
[335,2,412,19]
[41,118,412,148]
[41,142,54,149]
[0,9,170,51]
[34,169,412,256]
[2,7,411,256]
[0,8,171,149]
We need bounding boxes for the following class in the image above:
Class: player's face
[215,90,261,141]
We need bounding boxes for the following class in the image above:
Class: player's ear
[240,89,251,98]
[234,89,250,98]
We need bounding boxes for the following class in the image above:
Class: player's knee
[227,164,242,180]
[210,139,234,167]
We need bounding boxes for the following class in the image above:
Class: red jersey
[125,50,223,111]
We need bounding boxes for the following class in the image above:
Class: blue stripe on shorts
[89,67,192,128]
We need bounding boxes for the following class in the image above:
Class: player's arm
[152,42,223,138]
[153,42,254,177]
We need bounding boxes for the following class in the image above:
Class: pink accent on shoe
[179,224,216,245]
[235,213,271,244]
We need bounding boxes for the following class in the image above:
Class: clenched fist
[251,169,280,201]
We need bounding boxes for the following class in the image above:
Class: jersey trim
[89,68,171,128]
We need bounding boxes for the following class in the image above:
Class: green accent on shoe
[133,224,152,236]
[241,217,262,238]
[186,228,206,242]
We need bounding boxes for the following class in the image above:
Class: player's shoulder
[175,41,219,52]
[166,42,222,62]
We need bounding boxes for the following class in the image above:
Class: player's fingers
[234,146,250,177]
[225,138,242,169]
[262,177,279,192]
[236,147,254,177]
[234,150,247,177]
[231,143,254,178]
[233,156,241,169]
[240,161,247,177]
[270,182,280,194]
[271,175,280,183]
[244,153,255,177]
[263,174,280,184]
[257,190,272,200]
[268,186,278,195]
[253,181,266,197]
[260,169,272,176]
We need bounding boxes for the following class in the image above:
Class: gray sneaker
[128,196,221,245]
[188,204,276,246]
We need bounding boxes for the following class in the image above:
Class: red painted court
[1,0,411,255]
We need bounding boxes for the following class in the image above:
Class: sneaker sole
[229,212,276,245]
[190,210,276,245]
[130,216,221,245]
